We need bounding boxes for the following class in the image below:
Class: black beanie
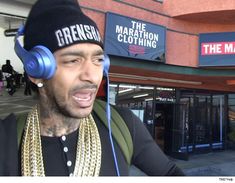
[24,0,103,53]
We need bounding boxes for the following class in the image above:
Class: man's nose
[79,59,98,82]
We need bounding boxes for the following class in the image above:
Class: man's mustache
[70,84,98,93]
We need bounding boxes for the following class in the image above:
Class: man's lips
[72,89,96,107]
[73,92,92,101]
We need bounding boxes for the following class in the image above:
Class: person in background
[0,67,3,96]
[1,59,16,95]
[23,70,31,96]
[2,60,14,76]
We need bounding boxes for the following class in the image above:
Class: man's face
[44,43,104,118]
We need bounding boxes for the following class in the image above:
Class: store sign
[156,88,175,102]
[199,32,235,66]
[104,12,166,62]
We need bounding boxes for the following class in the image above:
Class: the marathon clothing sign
[199,32,235,66]
[104,12,166,62]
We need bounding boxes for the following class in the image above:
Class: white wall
[0,0,31,74]
[0,1,30,17]
[0,27,24,73]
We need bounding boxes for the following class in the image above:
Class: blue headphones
[14,25,110,79]
[14,25,56,79]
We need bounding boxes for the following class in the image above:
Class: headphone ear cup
[103,54,110,77]
[14,25,56,79]
[26,46,56,79]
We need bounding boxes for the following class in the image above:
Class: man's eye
[99,58,105,63]
[93,58,104,65]
[97,56,105,63]
[70,60,78,63]
[64,59,79,64]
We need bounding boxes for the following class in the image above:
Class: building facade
[79,0,235,160]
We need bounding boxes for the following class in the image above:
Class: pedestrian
[1,59,16,95]
[1,60,14,76]
[0,0,184,176]
[0,68,3,96]
[23,70,31,96]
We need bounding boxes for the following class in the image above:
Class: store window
[228,94,235,147]
[109,82,176,152]
[173,91,225,157]
[109,83,154,125]
[212,95,224,146]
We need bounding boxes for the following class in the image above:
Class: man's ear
[28,76,43,87]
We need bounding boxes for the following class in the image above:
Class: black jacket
[0,107,184,176]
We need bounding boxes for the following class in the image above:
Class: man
[0,67,3,96]
[23,70,31,96]
[1,60,15,95]
[1,60,14,75]
[0,0,184,176]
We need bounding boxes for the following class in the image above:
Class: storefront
[95,12,235,160]
[102,81,232,160]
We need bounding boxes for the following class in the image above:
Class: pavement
[129,150,235,176]
[1,86,235,176]
[174,150,235,176]
[0,86,37,119]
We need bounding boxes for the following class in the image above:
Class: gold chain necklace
[21,105,102,176]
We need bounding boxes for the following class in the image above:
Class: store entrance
[108,82,228,160]
[154,103,174,153]
[171,90,226,160]
[109,82,176,153]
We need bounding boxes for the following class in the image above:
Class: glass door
[171,90,190,160]
[172,91,225,158]
[193,94,211,151]
[211,95,224,149]
[154,87,175,152]
[193,94,224,151]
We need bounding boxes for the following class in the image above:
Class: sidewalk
[0,87,37,119]
[129,150,235,176]
[174,150,235,176]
